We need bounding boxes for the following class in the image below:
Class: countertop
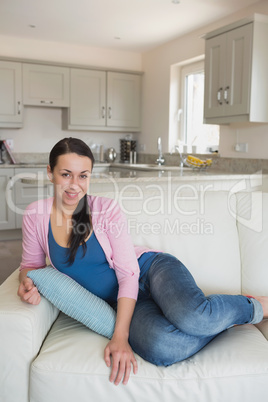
[17,167,266,185]
[1,161,266,184]
[0,163,111,169]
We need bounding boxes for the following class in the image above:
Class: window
[170,60,219,153]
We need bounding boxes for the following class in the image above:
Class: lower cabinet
[0,167,52,231]
[0,169,15,230]
[14,168,52,229]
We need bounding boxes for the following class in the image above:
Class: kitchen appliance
[105,147,117,162]
[120,139,136,163]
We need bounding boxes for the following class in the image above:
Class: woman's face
[47,152,92,211]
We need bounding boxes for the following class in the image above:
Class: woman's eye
[62,173,70,177]
[80,175,88,179]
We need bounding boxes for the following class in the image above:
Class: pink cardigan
[20,195,152,300]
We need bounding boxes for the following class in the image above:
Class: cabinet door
[0,169,16,230]
[0,61,23,127]
[107,72,141,129]
[23,64,70,107]
[14,167,50,229]
[204,34,226,119]
[69,69,106,126]
[224,23,253,117]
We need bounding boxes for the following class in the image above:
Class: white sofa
[1,190,268,402]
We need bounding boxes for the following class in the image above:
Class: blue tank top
[48,221,157,304]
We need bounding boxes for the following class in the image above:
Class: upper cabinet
[69,69,106,127]
[23,63,70,107]
[64,69,141,132]
[107,72,141,129]
[0,61,23,128]
[0,57,142,131]
[204,14,268,124]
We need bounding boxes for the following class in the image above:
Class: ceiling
[0,0,260,52]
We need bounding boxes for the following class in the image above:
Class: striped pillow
[27,266,116,339]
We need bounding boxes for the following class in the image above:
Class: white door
[0,61,23,125]
[0,169,15,230]
[107,72,141,129]
[23,64,70,107]
[204,33,226,119]
[70,69,106,127]
[224,23,253,117]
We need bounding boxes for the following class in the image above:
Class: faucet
[156,137,165,165]
[175,145,184,168]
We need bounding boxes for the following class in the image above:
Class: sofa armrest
[0,269,59,402]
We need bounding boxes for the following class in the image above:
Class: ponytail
[66,195,91,265]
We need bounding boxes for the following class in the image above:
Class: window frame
[179,60,205,146]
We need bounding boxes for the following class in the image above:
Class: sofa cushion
[30,313,268,402]
[27,266,116,339]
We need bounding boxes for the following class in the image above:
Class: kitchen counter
[19,166,266,184]
[2,161,266,190]
[0,163,110,169]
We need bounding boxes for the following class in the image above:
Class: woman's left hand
[104,334,138,386]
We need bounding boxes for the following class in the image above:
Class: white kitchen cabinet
[14,167,51,229]
[107,72,141,129]
[69,69,106,127]
[0,61,23,128]
[204,14,268,124]
[23,63,70,107]
[64,69,141,131]
[0,169,16,230]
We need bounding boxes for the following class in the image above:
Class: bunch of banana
[185,155,212,168]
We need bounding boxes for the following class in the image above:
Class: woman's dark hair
[49,137,95,264]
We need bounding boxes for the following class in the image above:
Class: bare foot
[252,296,268,319]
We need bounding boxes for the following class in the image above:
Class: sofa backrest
[119,189,241,296]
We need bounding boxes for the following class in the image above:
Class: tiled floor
[0,240,22,285]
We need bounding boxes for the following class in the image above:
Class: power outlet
[234,143,248,153]
[6,139,14,150]
[139,143,146,151]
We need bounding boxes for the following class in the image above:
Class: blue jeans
[129,253,263,366]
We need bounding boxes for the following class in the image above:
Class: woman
[18,137,268,386]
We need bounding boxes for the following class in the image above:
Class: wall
[1,1,268,159]
[0,36,142,156]
[140,0,268,158]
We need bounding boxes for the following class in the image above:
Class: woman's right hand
[17,276,41,305]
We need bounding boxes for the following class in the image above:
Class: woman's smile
[65,190,80,199]
[47,153,92,211]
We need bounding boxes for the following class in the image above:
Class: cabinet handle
[102,106,106,119]
[217,88,223,105]
[17,101,21,115]
[224,86,229,104]
[108,107,112,119]
[40,100,54,105]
